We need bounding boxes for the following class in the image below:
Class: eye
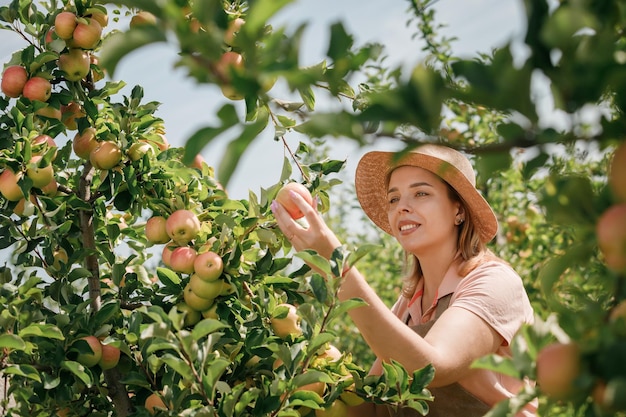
[414,190,428,197]
[388,196,399,204]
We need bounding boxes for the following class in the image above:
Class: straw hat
[355,144,498,243]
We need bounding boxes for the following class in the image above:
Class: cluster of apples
[145,209,229,323]
[71,335,121,370]
[0,65,52,102]
[71,126,124,170]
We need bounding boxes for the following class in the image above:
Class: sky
[0,0,527,199]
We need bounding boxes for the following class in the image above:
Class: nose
[396,195,412,213]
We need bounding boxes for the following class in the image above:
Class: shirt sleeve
[450,261,534,344]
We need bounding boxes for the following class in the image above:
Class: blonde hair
[400,185,500,299]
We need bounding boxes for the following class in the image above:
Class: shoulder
[460,260,524,290]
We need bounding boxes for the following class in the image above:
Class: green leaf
[99,26,167,78]
[243,0,295,38]
[471,354,520,378]
[61,361,93,386]
[295,250,331,276]
[2,364,41,382]
[19,323,64,340]
[161,353,194,380]
[182,104,240,166]
[156,267,181,287]
[191,318,229,340]
[0,333,26,350]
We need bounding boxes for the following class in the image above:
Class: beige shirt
[386,260,537,416]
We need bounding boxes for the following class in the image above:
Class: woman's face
[386,166,462,255]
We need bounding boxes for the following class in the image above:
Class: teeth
[400,224,416,231]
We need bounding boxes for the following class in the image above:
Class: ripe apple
[41,179,58,196]
[22,77,52,102]
[0,168,24,201]
[189,274,224,300]
[90,141,122,170]
[71,18,102,50]
[188,153,205,170]
[176,301,202,327]
[315,399,349,417]
[193,251,223,281]
[270,303,303,339]
[35,105,62,121]
[26,155,54,188]
[220,84,244,101]
[73,335,103,367]
[98,343,121,370]
[127,141,155,161]
[536,342,581,400]
[61,102,86,130]
[72,127,99,159]
[216,51,244,82]
[161,242,177,267]
[183,283,214,311]
[596,204,626,271]
[144,392,168,415]
[13,195,37,217]
[84,7,108,28]
[130,11,157,28]
[58,49,91,82]
[318,344,342,362]
[275,182,313,219]
[145,215,170,244]
[1,65,28,98]
[224,17,245,46]
[32,134,58,160]
[166,209,201,244]
[169,246,197,274]
[609,142,626,203]
[54,11,77,40]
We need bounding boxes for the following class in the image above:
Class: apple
[130,11,157,28]
[161,242,177,267]
[35,105,62,120]
[609,142,626,203]
[536,342,581,400]
[1,65,28,98]
[140,133,169,151]
[144,392,168,415]
[315,399,348,417]
[176,301,202,327]
[127,141,155,161]
[169,246,197,274]
[41,179,58,196]
[193,251,223,281]
[216,51,244,82]
[188,153,205,170]
[50,247,69,271]
[189,274,225,300]
[84,7,108,28]
[73,335,103,367]
[166,209,201,244]
[72,127,99,159]
[54,11,77,40]
[270,303,303,339]
[275,182,313,219]
[0,168,24,201]
[145,215,170,244]
[596,203,626,271]
[58,49,90,82]
[32,134,58,160]
[90,55,105,82]
[61,102,86,130]
[339,385,364,406]
[224,17,245,46]
[202,303,219,319]
[318,344,342,362]
[22,77,52,102]
[220,84,244,101]
[26,155,54,188]
[71,18,102,50]
[90,141,122,170]
[98,343,121,370]
[13,195,37,217]
[183,283,214,312]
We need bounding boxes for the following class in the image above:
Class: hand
[271,190,342,259]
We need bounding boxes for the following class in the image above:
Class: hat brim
[355,150,498,243]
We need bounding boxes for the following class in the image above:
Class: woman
[271,144,536,416]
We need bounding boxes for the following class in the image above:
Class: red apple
[54,11,77,40]
[193,250,223,281]
[73,335,102,367]
[536,342,581,400]
[188,153,205,170]
[145,392,168,415]
[161,242,177,267]
[58,49,91,82]
[130,11,157,28]
[72,127,99,159]
[0,168,24,201]
[98,343,121,370]
[90,141,122,170]
[32,134,58,160]
[1,65,28,98]
[275,182,313,219]
[84,7,108,28]
[41,179,58,196]
[145,216,170,244]
[166,209,201,244]
[224,17,245,46]
[26,155,54,188]
[22,77,52,102]
[61,101,86,130]
[216,51,244,83]
[597,203,626,271]
[270,303,303,339]
[169,246,197,274]
[72,18,102,50]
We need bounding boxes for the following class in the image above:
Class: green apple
[176,302,202,327]
[58,49,90,82]
[145,215,170,244]
[72,127,99,159]
[183,283,214,311]
[270,303,303,339]
[26,155,54,188]
[189,274,224,300]
[84,7,108,28]
[127,141,155,161]
[73,335,102,367]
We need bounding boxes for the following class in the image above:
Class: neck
[415,244,459,295]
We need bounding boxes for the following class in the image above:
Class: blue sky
[0,0,526,199]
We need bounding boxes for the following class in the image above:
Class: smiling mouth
[399,223,418,232]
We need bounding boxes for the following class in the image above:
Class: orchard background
[0,0,625,417]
